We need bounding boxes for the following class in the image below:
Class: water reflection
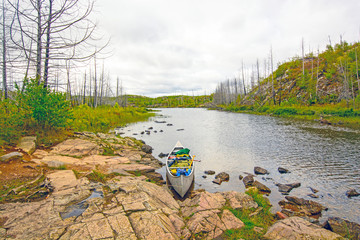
[119,108,360,224]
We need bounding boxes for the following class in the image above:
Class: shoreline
[0,132,357,239]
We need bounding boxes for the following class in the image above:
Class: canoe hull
[166,165,194,198]
[166,141,195,198]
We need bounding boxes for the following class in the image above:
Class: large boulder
[254,181,271,194]
[323,217,360,239]
[18,136,37,155]
[254,166,269,175]
[221,191,258,210]
[141,144,153,154]
[279,196,327,218]
[243,175,254,187]
[181,191,226,217]
[264,216,345,240]
[215,172,230,182]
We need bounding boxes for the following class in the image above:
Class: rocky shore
[0,132,358,239]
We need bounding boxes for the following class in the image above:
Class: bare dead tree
[2,0,7,99]
[355,46,360,94]
[8,0,108,86]
[241,61,246,96]
[270,46,275,105]
[316,48,320,96]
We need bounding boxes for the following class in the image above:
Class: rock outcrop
[279,196,327,218]
[323,217,360,239]
[264,217,345,240]
[18,136,37,155]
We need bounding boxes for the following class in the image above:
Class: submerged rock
[204,170,215,175]
[309,187,319,194]
[278,167,290,174]
[346,188,360,198]
[212,178,222,185]
[158,152,169,158]
[276,182,301,195]
[254,166,269,175]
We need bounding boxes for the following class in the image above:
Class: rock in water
[264,217,344,240]
[158,152,168,158]
[254,166,268,175]
[212,178,222,185]
[309,187,319,194]
[253,181,271,194]
[323,217,360,239]
[278,196,327,218]
[278,167,290,174]
[204,170,215,175]
[215,172,230,182]
[141,144,153,154]
[346,189,360,198]
[276,182,301,195]
[243,175,254,187]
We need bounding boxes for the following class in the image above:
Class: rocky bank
[0,132,351,239]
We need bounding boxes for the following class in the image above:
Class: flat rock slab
[81,155,130,165]
[264,216,345,240]
[221,191,258,210]
[32,149,49,159]
[0,152,23,162]
[47,170,78,192]
[18,136,36,155]
[181,191,226,217]
[111,163,156,173]
[41,155,80,166]
[50,139,100,157]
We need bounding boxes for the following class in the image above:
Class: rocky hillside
[247,41,360,106]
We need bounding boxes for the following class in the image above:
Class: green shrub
[16,78,73,129]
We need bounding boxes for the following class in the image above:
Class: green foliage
[0,99,24,145]
[0,79,72,145]
[16,78,73,129]
[224,188,275,240]
[126,94,213,108]
[86,170,107,183]
[71,105,154,133]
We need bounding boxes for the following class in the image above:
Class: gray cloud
[96,0,360,97]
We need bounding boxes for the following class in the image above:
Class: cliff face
[244,42,360,106]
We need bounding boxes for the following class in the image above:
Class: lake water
[118,108,360,224]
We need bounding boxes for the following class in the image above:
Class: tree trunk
[2,1,7,99]
[36,0,42,83]
[270,46,275,105]
[43,0,53,87]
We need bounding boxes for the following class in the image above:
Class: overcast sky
[95,0,360,97]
